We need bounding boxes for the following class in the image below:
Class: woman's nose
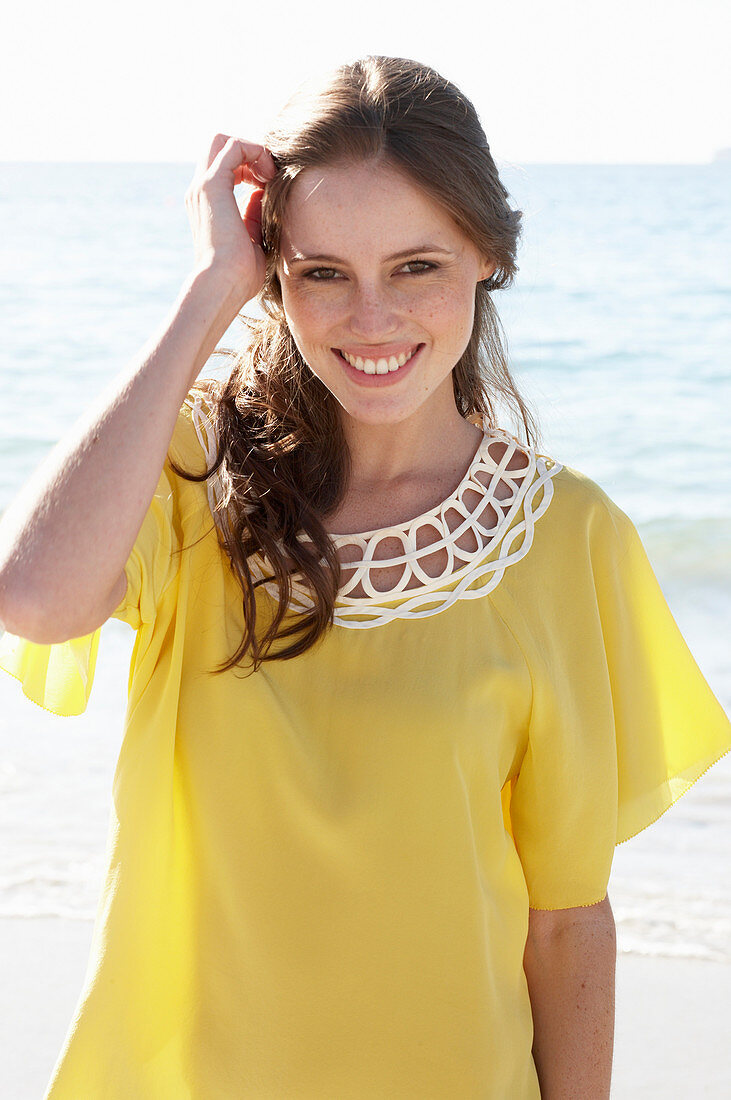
[347,284,399,340]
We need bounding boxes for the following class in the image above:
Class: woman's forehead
[285,159,440,210]
[280,161,467,260]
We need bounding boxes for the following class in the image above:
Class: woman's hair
[170,54,538,675]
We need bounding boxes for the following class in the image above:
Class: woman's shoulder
[493,440,640,594]
[528,448,635,545]
[488,452,644,644]
[167,377,220,477]
[482,421,634,548]
[153,378,224,533]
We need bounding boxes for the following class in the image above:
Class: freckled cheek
[403,283,476,339]
[281,289,342,346]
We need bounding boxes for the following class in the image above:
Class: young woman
[1,56,729,1099]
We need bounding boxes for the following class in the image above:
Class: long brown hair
[170,55,538,675]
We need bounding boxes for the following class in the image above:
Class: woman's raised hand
[185,134,277,300]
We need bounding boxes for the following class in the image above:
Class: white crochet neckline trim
[185,391,563,629]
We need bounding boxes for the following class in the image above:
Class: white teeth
[341,347,418,374]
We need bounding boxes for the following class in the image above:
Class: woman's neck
[340,405,483,496]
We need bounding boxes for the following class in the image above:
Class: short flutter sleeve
[111,461,182,631]
[504,475,731,911]
[0,627,101,717]
[0,395,204,717]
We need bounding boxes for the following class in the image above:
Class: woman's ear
[478,259,497,282]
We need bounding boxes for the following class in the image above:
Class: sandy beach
[1,915,728,1098]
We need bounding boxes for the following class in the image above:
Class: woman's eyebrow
[287,244,455,263]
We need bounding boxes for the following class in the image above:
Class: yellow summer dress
[2,387,730,1099]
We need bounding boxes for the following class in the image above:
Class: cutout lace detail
[185,391,563,629]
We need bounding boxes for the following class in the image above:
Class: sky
[2,0,729,165]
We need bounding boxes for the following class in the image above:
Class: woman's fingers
[205,135,277,186]
[246,145,278,184]
[243,188,265,249]
[196,133,228,177]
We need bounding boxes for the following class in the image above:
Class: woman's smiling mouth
[331,344,425,388]
[335,344,422,375]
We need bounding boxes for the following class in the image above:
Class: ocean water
[0,162,729,961]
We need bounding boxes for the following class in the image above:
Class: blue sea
[0,162,729,961]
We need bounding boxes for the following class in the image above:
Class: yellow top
[2,388,730,1099]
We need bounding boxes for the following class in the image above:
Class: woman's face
[276,159,495,426]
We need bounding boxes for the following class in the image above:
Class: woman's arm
[522,894,616,1099]
[0,267,243,643]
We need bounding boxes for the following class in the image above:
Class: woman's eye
[303,267,341,280]
[401,261,436,275]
